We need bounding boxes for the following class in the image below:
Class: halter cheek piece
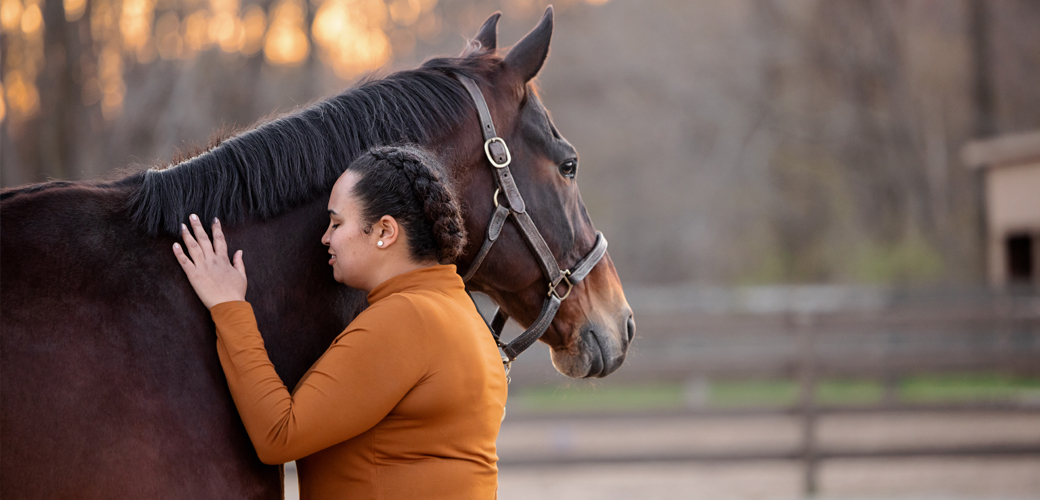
[455,74,609,374]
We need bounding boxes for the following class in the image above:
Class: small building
[962,130,1040,286]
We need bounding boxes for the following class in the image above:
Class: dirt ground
[284,412,1040,500]
[495,458,1040,500]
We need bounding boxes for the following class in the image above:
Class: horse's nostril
[626,315,636,343]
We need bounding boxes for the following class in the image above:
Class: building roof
[961,129,1040,169]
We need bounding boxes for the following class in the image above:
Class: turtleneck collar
[367,264,464,305]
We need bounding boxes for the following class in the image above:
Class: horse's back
[1,183,280,499]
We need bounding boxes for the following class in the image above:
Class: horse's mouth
[550,321,628,378]
[576,327,603,378]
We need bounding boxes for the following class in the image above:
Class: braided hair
[348,145,467,264]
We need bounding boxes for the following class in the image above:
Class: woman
[172,146,508,499]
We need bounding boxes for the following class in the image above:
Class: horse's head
[439,8,634,379]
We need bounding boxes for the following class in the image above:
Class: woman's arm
[173,216,427,464]
[210,299,428,464]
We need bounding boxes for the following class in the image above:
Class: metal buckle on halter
[547,270,573,300]
[484,137,511,168]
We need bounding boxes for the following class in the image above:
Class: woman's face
[321,171,378,288]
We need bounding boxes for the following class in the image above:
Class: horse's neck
[236,198,368,388]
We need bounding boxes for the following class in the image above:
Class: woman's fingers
[180,223,205,263]
[188,214,214,258]
[172,242,195,274]
[172,216,249,308]
[233,249,246,280]
[212,218,228,259]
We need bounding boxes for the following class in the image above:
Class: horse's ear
[504,5,553,83]
[468,12,501,52]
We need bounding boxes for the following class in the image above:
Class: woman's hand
[172,214,248,309]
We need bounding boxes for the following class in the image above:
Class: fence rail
[499,442,1040,467]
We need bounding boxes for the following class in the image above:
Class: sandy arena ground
[284,411,1040,500]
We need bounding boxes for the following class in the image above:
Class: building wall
[986,159,1040,285]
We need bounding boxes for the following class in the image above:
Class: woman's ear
[376,215,400,248]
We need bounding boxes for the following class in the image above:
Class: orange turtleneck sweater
[208,264,508,500]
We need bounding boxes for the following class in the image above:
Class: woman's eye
[559,160,577,179]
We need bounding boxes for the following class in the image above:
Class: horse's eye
[559,160,578,179]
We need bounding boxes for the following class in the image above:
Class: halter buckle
[484,137,511,168]
[547,270,573,301]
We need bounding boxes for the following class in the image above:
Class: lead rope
[463,289,510,423]
[466,290,513,384]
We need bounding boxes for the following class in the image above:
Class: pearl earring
[377,241,384,247]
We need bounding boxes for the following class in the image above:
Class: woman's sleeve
[209,299,428,465]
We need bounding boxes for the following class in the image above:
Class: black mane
[122,54,497,235]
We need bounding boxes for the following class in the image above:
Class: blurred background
[3,0,1039,498]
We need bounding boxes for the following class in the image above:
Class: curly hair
[348,145,467,264]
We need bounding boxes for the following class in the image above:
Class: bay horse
[0,8,634,498]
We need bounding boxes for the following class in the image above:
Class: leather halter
[455,74,609,370]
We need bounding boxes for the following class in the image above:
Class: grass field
[508,373,1040,413]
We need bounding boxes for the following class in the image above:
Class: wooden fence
[494,285,1040,495]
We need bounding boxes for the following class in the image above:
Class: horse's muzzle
[586,312,635,378]
[551,309,634,378]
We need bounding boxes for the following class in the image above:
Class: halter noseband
[455,74,609,370]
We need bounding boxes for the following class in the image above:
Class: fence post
[995,294,1013,370]
[883,330,899,407]
[797,311,818,497]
